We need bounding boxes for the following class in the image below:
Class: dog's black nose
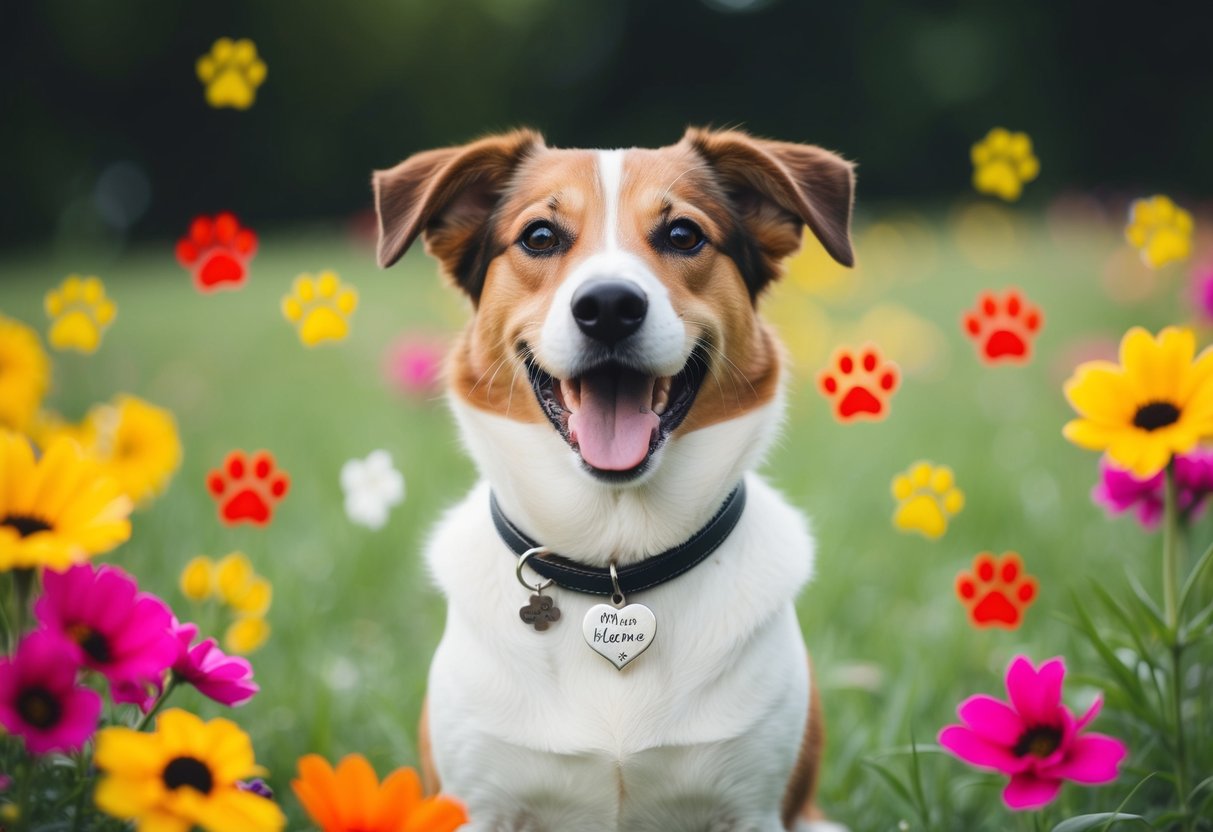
[571,280,648,346]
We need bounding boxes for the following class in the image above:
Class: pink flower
[383,335,445,396]
[171,620,259,707]
[1189,266,1213,320]
[1093,449,1213,528]
[939,656,1127,810]
[0,631,101,754]
[35,563,177,693]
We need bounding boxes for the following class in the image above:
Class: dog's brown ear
[372,129,544,298]
[682,127,855,294]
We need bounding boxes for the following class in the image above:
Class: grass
[0,205,1207,830]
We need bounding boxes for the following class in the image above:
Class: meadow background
[2,0,1212,829]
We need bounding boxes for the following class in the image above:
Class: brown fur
[781,654,828,828]
[419,695,440,796]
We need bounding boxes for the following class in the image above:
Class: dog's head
[374,128,853,485]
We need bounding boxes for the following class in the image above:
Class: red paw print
[818,345,899,422]
[955,552,1037,630]
[963,289,1042,364]
[207,450,289,526]
[176,212,258,292]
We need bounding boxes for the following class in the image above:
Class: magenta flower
[383,335,445,396]
[1189,266,1213,320]
[939,656,1127,810]
[0,631,101,754]
[35,563,177,693]
[171,620,259,707]
[1093,449,1213,528]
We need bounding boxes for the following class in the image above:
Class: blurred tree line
[1,0,1210,251]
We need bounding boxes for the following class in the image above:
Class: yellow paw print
[1125,195,1192,269]
[196,37,267,110]
[281,271,359,347]
[971,128,1039,202]
[44,276,116,354]
[891,461,965,540]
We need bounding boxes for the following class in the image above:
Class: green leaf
[1177,538,1213,617]
[861,757,918,814]
[1048,813,1147,832]
[1124,572,1168,637]
[1070,592,1151,711]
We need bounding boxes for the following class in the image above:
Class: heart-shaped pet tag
[582,603,656,670]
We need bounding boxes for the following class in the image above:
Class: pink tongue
[568,368,659,471]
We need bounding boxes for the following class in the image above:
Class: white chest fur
[423,428,817,832]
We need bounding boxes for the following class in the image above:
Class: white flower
[340,450,405,530]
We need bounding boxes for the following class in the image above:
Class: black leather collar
[490,482,747,597]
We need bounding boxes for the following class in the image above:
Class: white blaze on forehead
[597,149,625,250]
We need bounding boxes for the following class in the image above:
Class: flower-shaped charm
[519,594,561,631]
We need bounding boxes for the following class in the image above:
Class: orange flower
[292,754,467,832]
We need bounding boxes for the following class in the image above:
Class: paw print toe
[955,552,1037,629]
[818,345,899,422]
[963,288,1043,364]
[891,461,964,539]
[44,275,117,354]
[282,272,358,347]
[207,450,289,526]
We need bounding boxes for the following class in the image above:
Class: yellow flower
[292,754,468,832]
[85,395,183,505]
[228,576,272,616]
[180,556,215,601]
[0,431,132,570]
[225,616,270,655]
[94,708,284,832]
[1125,195,1193,269]
[44,275,117,354]
[0,315,51,433]
[1064,327,1213,477]
[215,552,254,603]
[971,128,1039,201]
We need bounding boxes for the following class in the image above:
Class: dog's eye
[666,220,705,253]
[520,221,559,254]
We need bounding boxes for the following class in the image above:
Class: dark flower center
[1133,401,1181,431]
[0,514,52,538]
[16,686,62,729]
[163,756,214,794]
[67,624,112,664]
[1013,725,1063,758]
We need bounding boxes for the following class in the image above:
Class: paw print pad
[196,37,267,110]
[955,552,1037,629]
[963,289,1042,364]
[282,272,359,347]
[818,346,899,422]
[891,461,964,539]
[207,450,289,526]
[44,276,116,354]
[176,213,258,292]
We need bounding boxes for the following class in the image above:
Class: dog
[372,127,854,831]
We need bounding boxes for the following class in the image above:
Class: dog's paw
[196,37,267,109]
[176,213,258,292]
[963,288,1042,364]
[956,551,1037,629]
[817,345,899,422]
[44,275,116,353]
[207,450,290,526]
[281,271,359,347]
[891,461,964,540]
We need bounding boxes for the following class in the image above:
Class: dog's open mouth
[525,345,710,478]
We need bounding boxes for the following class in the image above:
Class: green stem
[11,569,34,640]
[1163,464,1192,831]
[134,675,178,731]
[1164,465,1179,635]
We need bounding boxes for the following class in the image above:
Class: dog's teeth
[652,377,671,415]
[561,378,581,410]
